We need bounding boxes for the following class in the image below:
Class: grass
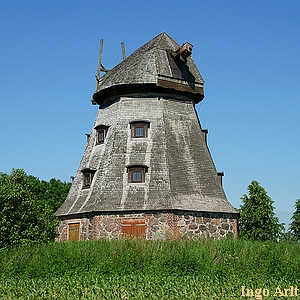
[0,239,298,299]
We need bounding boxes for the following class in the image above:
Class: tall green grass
[0,239,298,299]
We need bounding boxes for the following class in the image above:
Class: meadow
[0,239,298,299]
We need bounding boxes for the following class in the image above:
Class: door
[68,223,80,241]
[121,219,146,238]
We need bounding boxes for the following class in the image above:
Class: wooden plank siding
[121,219,146,238]
[68,223,80,241]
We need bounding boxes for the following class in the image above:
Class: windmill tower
[55,33,239,241]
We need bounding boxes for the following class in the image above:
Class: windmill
[56,33,239,241]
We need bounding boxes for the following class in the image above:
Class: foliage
[27,176,71,212]
[289,199,300,242]
[239,180,284,241]
[0,169,71,249]
[0,239,298,299]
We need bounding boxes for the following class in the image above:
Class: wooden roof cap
[171,42,193,63]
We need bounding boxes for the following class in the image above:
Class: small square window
[134,126,145,138]
[131,122,149,139]
[95,125,109,145]
[83,173,94,188]
[81,169,96,189]
[132,170,142,182]
[97,129,106,144]
[128,167,146,183]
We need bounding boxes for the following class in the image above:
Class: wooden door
[68,223,80,241]
[121,219,146,238]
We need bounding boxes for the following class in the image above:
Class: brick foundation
[56,211,238,241]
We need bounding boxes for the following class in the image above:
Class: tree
[239,180,284,241]
[0,169,71,248]
[26,176,71,212]
[289,199,300,242]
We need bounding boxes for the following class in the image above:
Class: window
[129,120,150,139]
[81,168,96,189]
[130,169,143,183]
[97,129,106,144]
[95,125,109,144]
[133,125,145,138]
[127,165,148,183]
[83,173,93,187]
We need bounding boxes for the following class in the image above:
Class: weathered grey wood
[121,42,126,60]
[55,33,238,240]
[95,39,103,89]
[93,32,204,105]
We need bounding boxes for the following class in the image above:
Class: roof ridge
[154,32,167,45]
[93,32,205,104]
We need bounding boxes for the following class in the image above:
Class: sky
[0,0,299,228]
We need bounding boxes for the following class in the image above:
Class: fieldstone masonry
[56,212,237,241]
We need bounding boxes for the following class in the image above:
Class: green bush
[0,169,71,249]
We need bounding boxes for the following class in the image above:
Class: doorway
[68,223,80,241]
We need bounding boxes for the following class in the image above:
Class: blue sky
[1,0,299,227]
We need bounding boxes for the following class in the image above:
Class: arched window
[126,164,148,183]
[129,120,150,139]
[94,125,109,145]
[81,168,96,189]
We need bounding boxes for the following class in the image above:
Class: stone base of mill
[56,211,238,241]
